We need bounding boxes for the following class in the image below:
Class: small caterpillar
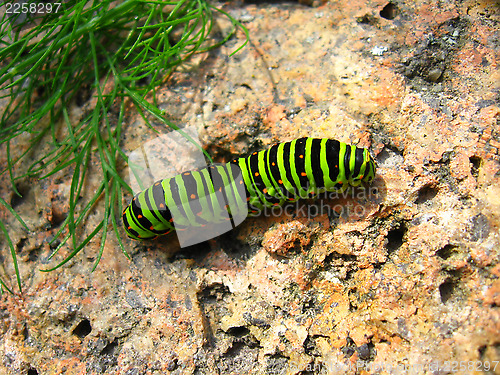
[123,137,376,240]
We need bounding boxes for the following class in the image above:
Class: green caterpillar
[123,137,376,240]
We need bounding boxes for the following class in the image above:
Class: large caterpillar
[122,137,376,240]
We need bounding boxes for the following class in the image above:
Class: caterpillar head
[349,148,376,186]
[363,152,377,183]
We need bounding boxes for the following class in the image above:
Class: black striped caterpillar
[123,137,376,240]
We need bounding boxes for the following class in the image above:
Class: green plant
[0,0,247,293]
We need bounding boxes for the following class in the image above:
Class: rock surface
[0,0,499,374]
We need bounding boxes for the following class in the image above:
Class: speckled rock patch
[0,1,499,374]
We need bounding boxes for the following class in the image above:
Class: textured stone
[0,0,499,374]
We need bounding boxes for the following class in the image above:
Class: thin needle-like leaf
[0,197,29,231]
[0,221,22,293]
